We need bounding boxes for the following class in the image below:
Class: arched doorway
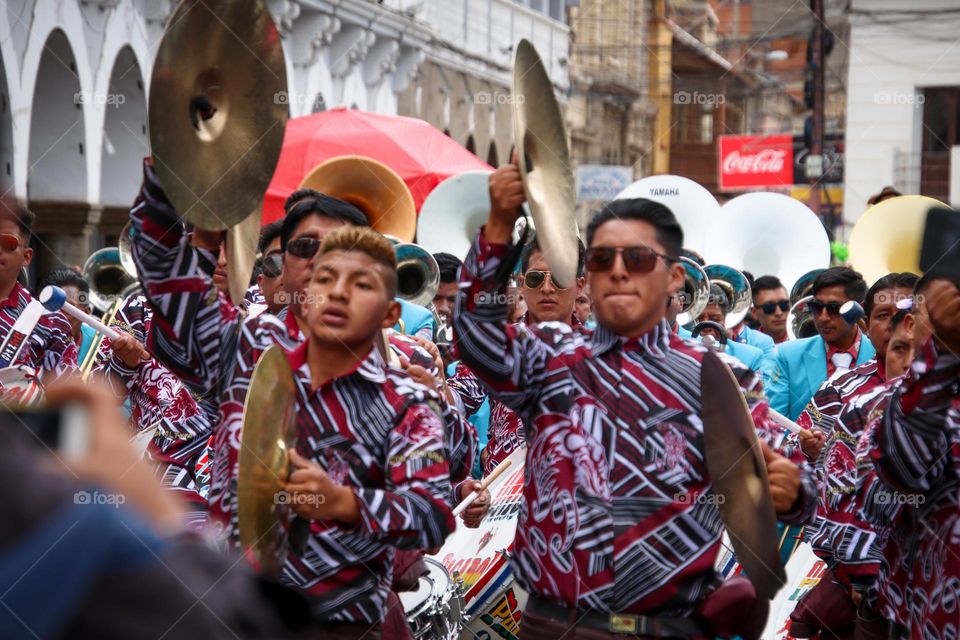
[28,29,88,276]
[99,46,146,246]
[487,141,499,167]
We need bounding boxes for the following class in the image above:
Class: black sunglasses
[585,246,673,273]
[286,236,321,260]
[523,270,568,290]
[807,299,844,316]
[260,253,283,278]
[758,300,790,314]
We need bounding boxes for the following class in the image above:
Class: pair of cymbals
[149,0,288,304]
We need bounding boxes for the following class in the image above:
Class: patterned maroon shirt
[453,232,814,616]
[209,314,455,623]
[93,293,210,515]
[0,282,77,386]
[867,341,960,634]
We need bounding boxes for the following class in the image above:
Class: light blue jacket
[767,333,876,421]
[394,299,434,340]
[733,325,777,382]
[676,325,765,374]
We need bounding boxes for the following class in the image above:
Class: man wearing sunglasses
[782,272,916,638]
[0,200,78,384]
[455,189,813,639]
[751,276,791,344]
[253,219,285,315]
[768,267,875,421]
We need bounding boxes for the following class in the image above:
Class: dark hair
[708,282,730,315]
[681,248,705,266]
[863,272,919,319]
[520,237,586,277]
[890,308,911,334]
[434,252,462,283]
[258,219,284,254]
[0,198,35,241]
[811,267,867,303]
[280,189,369,250]
[742,270,755,288]
[36,268,89,296]
[586,198,683,259]
[752,275,785,299]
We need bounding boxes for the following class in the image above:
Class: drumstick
[453,459,512,517]
[39,286,122,341]
[768,407,813,439]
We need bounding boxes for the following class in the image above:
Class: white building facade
[3,0,568,275]
[843,0,960,231]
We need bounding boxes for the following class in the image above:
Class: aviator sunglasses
[286,236,321,260]
[807,299,844,316]
[260,253,283,278]
[523,271,569,290]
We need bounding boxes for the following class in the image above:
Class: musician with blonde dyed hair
[227,225,456,638]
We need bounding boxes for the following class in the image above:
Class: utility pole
[648,0,673,175]
[808,0,825,217]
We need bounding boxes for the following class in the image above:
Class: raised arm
[128,159,239,398]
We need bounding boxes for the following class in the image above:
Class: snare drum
[400,557,465,639]
[0,366,43,406]
[430,447,527,637]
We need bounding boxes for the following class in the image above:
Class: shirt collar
[521,311,583,328]
[287,339,388,389]
[593,319,671,357]
[0,282,25,309]
[826,329,863,372]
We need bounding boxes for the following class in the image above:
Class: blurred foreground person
[0,378,303,639]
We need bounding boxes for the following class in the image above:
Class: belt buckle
[609,613,638,635]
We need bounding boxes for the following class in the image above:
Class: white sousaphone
[704,192,831,295]
[615,175,721,256]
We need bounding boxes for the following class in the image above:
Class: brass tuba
[299,156,417,243]
[704,264,753,329]
[82,246,138,315]
[787,296,818,340]
[386,237,441,308]
[677,257,710,326]
[848,195,952,285]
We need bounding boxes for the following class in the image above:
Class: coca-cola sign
[718,135,794,190]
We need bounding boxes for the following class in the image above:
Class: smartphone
[0,404,89,457]
[920,207,960,282]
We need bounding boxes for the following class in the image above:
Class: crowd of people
[0,163,958,640]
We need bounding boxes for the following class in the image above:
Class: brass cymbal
[299,156,417,243]
[701,350,785,600]
[237,345,298,576]
[512,39,580,288]
[149,0,288,230]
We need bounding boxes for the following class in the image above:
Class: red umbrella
[263,108,492,223]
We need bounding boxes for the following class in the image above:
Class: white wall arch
[99,46,147,207]
[18,2,95,202]
[26,28,88,202]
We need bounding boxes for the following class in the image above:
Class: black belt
[525,595,705,638]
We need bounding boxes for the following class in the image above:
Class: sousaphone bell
[299,156,417,243]
[677,257,710,326]
[704,264,752,329]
